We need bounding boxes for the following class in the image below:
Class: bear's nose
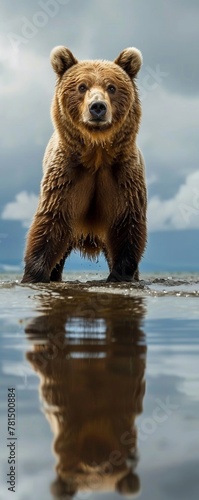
[89,101,107,119]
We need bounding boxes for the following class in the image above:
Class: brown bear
[22,46,147,283]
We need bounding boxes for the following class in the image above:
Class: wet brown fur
[22,47,147,283]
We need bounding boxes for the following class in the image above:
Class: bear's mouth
[86,119,111,130]
[89,118,107,123]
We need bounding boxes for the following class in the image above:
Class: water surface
[0,273,199,499]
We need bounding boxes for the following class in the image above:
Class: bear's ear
[50,46,78,76]
[114,47,143,79]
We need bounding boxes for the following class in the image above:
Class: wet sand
[0,273,199,499]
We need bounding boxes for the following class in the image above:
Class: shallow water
[0,273,199,500]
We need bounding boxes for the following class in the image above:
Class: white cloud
[147,173,158,186]
[139,86,199,181]
[0,36,54,151]
[148,170,199,231]
[1,191,38,227]
[0,35,51,95]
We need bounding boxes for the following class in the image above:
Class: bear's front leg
[21,212,71,283]
[50,246,72,282]
[106,215,147,283]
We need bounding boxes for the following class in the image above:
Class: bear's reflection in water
[25,288,146,499]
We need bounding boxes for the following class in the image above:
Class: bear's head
[51,46,142,144]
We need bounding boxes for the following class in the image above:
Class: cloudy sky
[0,0,199,272]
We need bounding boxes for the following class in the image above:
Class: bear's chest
[67,163,121,231]
[81,144,115,172]
[79,166,122,227]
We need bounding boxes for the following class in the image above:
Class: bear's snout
[82,87,112,128]
[89,101,107,120]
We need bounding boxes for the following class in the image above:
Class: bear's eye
[78,84,87,94]
[107,84,116,94]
